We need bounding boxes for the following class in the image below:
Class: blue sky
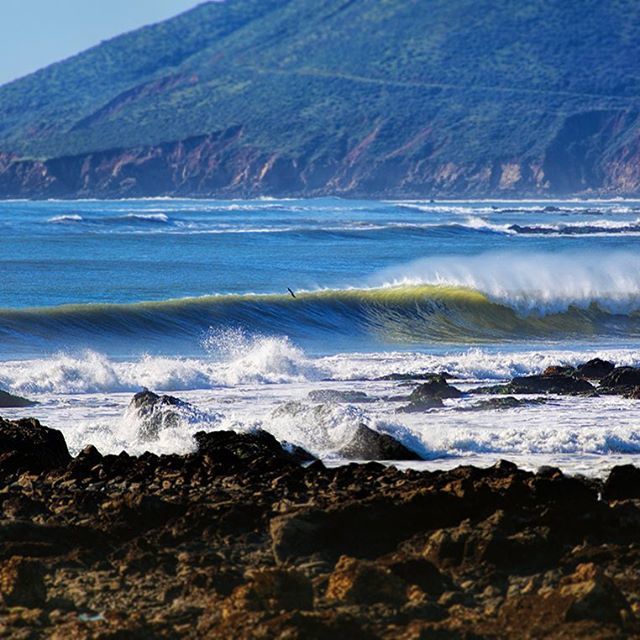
[0,0,201,85]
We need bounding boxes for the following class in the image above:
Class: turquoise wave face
[0,197,640,356]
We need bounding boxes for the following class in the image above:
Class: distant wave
[464,217,640,236]
[48,214,84,223]
[44,212,640,238]
[48,212,171,226]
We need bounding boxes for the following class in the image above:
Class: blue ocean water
[0,197,639,472]
[1,197,640,357]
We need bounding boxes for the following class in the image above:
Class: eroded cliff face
[1,111,639,199]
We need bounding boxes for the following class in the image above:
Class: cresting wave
[1,283,640,354]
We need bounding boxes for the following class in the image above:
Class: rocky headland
[2,356,640,638]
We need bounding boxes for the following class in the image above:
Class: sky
[0,0,202,86]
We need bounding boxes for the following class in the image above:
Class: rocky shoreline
[1,358,640,637]
[0,404,639,638]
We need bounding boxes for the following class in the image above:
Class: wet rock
[474,374,595,395]
[337,424,422,461]
[0,557,46,607]
[194,429,312,471]
[603,464,640,501]
[0,417,71,475]
[542,365,576,377]
[576,358,615,380]
[600,366,640,392]
[127,389,192,440]
[326,555,408,605]
[625,386,640,399]
[409,375,463,400]
[560,563,630,624]
[459,396,546,411]
[282,441,317,464]
[307,389,372,403]
[0,389,37,408]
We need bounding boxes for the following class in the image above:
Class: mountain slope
[1,0,640,198]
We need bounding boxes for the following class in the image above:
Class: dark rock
[625,386,640,399]
[459,396,546,411]
[307,390,372,403]
[326,555,408,605]
[337,424,422,461]
[536,465,564,479]
[542,365,576,377]
[226,568,313,612]
[474,374,595,395]
[385,557,451,595]
[0,389,37,408]
[127,389,191,440]
[600,366,640,391]
[576,358,615,380]
[194,429,309,471]
[0,417,71,475]
[270,491,461,563]
[560,563,630,624]
[409,375,464,400]
[603,464,640,501]
[282,441,317,464]
[0,557,46,607]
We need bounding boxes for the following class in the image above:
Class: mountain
[1,0,639,199]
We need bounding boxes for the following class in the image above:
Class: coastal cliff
[1,0,639,198]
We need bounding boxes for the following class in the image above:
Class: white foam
[374,250,640,315]
[48,214,84,223]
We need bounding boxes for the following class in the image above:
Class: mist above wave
[374,250,640,315]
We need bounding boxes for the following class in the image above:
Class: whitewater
[1,196,640,475]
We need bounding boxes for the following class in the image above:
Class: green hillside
[1,0,639,197]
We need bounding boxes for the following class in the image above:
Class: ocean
[1,196,640,475]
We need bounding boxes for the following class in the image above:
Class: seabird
[287,288,297,299]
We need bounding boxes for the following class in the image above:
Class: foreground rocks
[0,418,639,638]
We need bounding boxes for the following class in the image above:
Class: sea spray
[374,250,640,315]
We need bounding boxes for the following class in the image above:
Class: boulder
[0,389,37,408]
[409,375,463,400]
[576,358,615,380]
[600,366,640,392]
[0,417,71,475]
[326,555,408,605]
[542,365,576,377]
[194,429,314,471]
[127,389,191,440]
[603,464,640,501]
[307,389,371,403]
[337,424,422,461]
